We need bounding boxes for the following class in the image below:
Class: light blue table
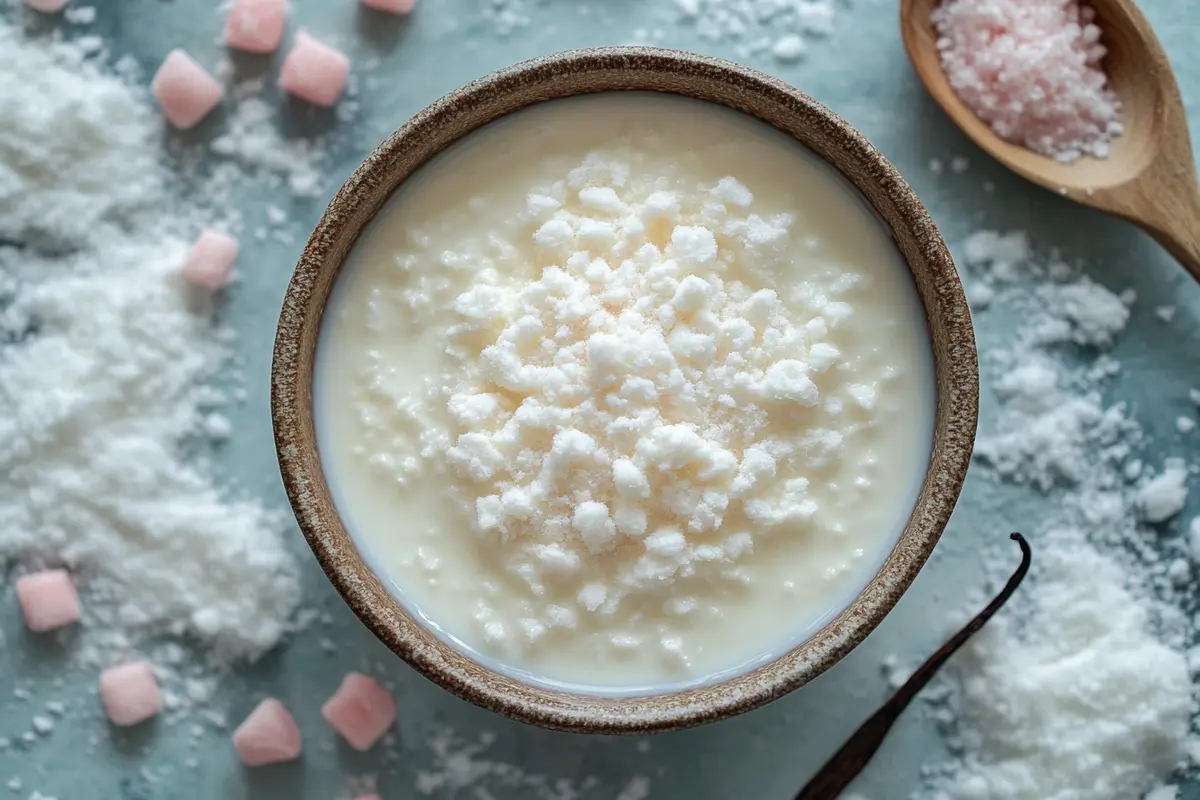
[2,1,1199,797]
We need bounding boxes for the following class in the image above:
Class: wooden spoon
[900,0,1200,280]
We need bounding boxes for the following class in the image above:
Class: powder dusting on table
[0,22,300,664]
[933,0,1123,162]
[916,231,1198,799]
[671,0,837,62]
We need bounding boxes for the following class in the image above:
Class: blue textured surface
[1,1,1199,798]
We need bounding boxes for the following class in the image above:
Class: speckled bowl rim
[271,46,978,734]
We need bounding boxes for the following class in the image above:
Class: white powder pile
[919,232,1197,799]
[932,0,1123,162]
[931,534,1191,799]
[0,26,161,247]
[0,23,299,663]
[673,0,838,62]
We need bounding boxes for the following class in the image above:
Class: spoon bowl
[901,0,1200,276]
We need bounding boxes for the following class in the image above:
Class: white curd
[315,93,934,692]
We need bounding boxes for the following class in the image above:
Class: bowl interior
[271,46,978,733]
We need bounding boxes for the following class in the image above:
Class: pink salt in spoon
[900,0,1200,280]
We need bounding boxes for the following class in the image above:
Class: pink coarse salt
[25,0,68,13]
[360,0,417,14]
[181,231,238,291]
[278,32,350,108]
[932,0,1122,162]
[321,673,396,751]
[224,0,287,54]
[99,662,161,727]
[16,570,81,632]
[151,50,224,130]
[233,699,302,766]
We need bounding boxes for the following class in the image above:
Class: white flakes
[533,218,574,249]
[710,177,753,207]
[612,459,651,499]
[577,584,607,612]
[671,275,712,313]
[573,502,617,554]
[1139,460,1189,523]
[644,528,687,557]
[760,360,819,406]
[771,35,807,62]
[668,225,718,265]
[643,190,680,219]
[578,186,624,213]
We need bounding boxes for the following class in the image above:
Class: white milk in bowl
[314,93,935,694]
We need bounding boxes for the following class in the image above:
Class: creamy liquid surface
[315,93,934,693]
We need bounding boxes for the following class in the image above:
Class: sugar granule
[0,22,299,664]
[933,0,1123,162]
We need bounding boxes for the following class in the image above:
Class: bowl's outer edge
[270,46,979,734]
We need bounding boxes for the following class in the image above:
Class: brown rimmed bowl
[271,46,978,734]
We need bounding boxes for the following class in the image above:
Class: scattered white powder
[480,0,532,36]
[415,730,620,798]
[1139,459,1189,523]
[673,0,838,62]
[921,232,1196,799]
[932,0,1123,162]
[209,97,327,198]
[0,23,299,663]
[63,6,96,25]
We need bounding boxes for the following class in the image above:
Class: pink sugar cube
[181,230,238,291]
[16,570,81,632]
[361,0,417,14]
[25,0,68,13]
[278,32,350,108]
[321,673,396,751]
[151,50,224,130]
[233,699,302,766]
[224,0,287,54]
[99,662,161,727]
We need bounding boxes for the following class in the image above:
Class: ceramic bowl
[271,46,978,734]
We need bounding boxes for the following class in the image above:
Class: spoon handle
[1146,219,1200,284]
[792,532,1032,800]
